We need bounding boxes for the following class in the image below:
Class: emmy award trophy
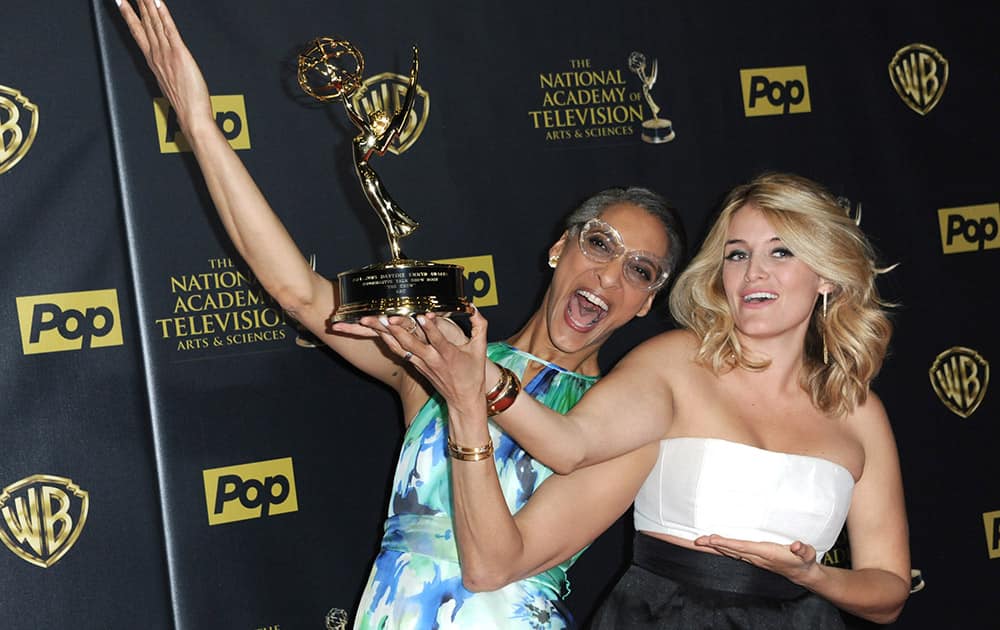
[297,37,470,322]
[628,51,676,144]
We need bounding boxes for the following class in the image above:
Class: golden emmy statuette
[628,51,676,144]
[297,37,470,322]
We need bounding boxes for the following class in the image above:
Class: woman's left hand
[694,534,822,585]
[118,0,215,137]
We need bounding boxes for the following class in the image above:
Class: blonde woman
[376,173,909,628]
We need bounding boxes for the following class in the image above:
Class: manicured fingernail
[155,0,161,8]
[417,316,426,325]
[114,0,122,6]
[378,316,389,327]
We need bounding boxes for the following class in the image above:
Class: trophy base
[641,118,676,144]
[332,259,471,323]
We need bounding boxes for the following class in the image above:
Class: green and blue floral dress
[354,342,598,629]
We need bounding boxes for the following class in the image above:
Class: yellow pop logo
[938,203,999,254]
[739,66,811,117]
[435,255,498,307]
[16,289,123,355]
[155,94,251,153]
[203,458,298,526]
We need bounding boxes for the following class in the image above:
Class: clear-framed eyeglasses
[576,218,670,291]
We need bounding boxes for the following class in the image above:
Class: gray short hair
[564,187,685,277]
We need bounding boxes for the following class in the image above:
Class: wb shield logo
[0,475,89,568]
[155,95,251,153]
[435,255,498,307]
[929,347,989,418]
[739,66,811,117]
[0,85,39,175]
[203,458,298,526]
[16,289,124,355]
[889,44,948,116]
[352,73,429,154]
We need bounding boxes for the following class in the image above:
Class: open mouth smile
[566,289,609,330]
[743,291,778,304]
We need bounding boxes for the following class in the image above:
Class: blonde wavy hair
[669,172,894,417]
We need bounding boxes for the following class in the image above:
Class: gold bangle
[448,437,494,461]
[486,366,521,416]
[484,362,509,400]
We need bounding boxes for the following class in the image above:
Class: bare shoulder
[843,390,901,473]
[623,328,699,362]
[844,390,891,437]
[600,329,699,398]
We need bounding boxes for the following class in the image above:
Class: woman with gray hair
[344,188,684,628]
[115,1,687,627]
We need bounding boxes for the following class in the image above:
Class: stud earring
[822,291,829,365]
[548,255,559,269]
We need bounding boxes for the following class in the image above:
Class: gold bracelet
[486,365,521,416]
[484,362,509,400]
[447,437,494,461]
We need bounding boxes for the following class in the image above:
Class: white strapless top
[633,437,855,555]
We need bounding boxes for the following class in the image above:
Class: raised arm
[117,1,411,390]
[367,308,678,473]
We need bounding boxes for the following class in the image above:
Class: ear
[635,292,656,318]
[549,231,569,260]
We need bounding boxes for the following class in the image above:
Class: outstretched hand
[694,534,822,586]
[355,308,489,414]
[118,0,215,136]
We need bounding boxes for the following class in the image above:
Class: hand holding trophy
[297,37,469,322]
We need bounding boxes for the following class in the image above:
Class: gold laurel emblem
[929,346,989,418]
[0,85,40,175]
[0,474,89,568]
[889,43,948,115]
[351,72,429,155]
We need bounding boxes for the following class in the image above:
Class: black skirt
[589,533,845,630]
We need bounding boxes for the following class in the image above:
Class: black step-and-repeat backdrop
[2,1,996,628]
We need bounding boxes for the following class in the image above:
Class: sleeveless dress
[354,342,598,630]
[592,437,856,630]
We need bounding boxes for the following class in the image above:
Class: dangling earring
[548,255,559,269]
[821,291,829,365]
